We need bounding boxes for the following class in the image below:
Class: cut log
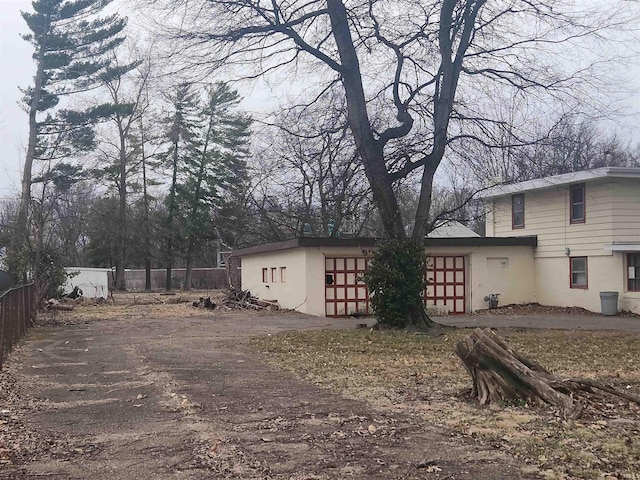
[455,328,640,419]
[43,299,75,311]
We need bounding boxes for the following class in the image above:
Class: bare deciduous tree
[250,96,375,239]
[150,0,637,327]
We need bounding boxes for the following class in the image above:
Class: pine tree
[178,82,252,290]
[159,83,201,290]
[13,0,132,284]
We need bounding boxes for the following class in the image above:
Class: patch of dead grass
[39,290,229,324]
[245,328,640,480]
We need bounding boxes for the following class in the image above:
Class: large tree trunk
[14,37,47,272]
[456,328,640,419]
[116,148,127,291]
[325,0,405,240]
[141,120,152,292]
[183,250,193,291]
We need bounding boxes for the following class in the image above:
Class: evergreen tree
[12,0,131,285]
[178,82,251,289]
[159,83,201,290]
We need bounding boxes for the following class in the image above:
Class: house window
[280,267,287,283]
[512,194,524,229]
[271,267,277,283]
[628,254,640,292]
[570,257,588,289]
[262,268,268,283]
[570,184,585,224]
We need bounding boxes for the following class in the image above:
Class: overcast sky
[1,0,639,199]
[0,0,33,198]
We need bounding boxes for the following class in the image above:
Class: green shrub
[363,239,430,329]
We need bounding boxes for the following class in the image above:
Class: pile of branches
[192,289,280,311]
[221,289,280,310]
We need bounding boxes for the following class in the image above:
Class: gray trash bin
[599,291,619,316]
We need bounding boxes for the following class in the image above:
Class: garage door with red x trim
[425,255,466,314]
[325,257,370,317]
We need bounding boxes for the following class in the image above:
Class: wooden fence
[0,284,36,369]
[108,267,238,291]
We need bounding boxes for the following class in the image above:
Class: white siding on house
[489,180,617,258]
[484,174,640,314]
[610,179,640,244]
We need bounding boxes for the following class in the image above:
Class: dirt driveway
[1,312,540,480]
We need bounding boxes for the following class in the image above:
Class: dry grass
[245,328,640,480]
[40,290,228,324]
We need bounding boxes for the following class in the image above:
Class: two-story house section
[481,167,640,314]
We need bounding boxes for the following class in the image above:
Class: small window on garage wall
[271,267,277,283]
[628,253,640,292]
[280,267,287,283]
[262,268,268,283]
[570,257,588,289]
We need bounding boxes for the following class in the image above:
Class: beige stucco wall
[534,253,640,314]
[240,248,311,312]
[242,244,536,316]
[424,245,536,312]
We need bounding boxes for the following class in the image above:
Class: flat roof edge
[233,236,537,256]
[424,236,537,247]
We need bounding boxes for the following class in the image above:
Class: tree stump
[455,328,640,419]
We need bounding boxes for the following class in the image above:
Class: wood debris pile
[192,289,280,311]
[42,298,75,311]
[41,295,107,311]
[192,296,217,310]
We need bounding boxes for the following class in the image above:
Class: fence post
[0,284,36,369]
[0,295,5,369]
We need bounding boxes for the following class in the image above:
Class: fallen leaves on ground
[245,327,640,480]
[0,356,100,471]
[474,302,639,317]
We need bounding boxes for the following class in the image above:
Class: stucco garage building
[234,236,537,317]
[235,167,640,317]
